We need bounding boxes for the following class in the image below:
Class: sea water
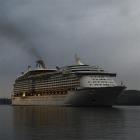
[0,105,140,140]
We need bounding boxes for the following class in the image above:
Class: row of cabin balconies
[14,80,79,88]
[13,87,78,97]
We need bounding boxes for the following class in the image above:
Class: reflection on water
[13,106,125,140]
[1,106,140,140]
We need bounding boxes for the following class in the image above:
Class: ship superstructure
[12,57,126,106]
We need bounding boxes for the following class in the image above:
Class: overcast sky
[0,0,140,97]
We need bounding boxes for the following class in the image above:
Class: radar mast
[75,54,84,65]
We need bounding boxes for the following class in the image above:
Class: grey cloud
[0,0,140,96]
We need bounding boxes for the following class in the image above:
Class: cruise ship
[12,56,126,106]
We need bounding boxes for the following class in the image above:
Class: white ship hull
[12,86,125,106]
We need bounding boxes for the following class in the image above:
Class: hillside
[116,90,140,105]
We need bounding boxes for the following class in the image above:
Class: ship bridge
[60,64,116,77]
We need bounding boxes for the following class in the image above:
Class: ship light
[22,92,26,97]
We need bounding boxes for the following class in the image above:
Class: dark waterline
[0,105,140,140]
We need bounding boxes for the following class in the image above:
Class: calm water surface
[0,105,140,140]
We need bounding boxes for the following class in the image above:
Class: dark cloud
[0,0,140,97]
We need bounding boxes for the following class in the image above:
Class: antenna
[75,54,84,65]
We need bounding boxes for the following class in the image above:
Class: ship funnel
[36,60,46,69]
[75,54,84,65]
